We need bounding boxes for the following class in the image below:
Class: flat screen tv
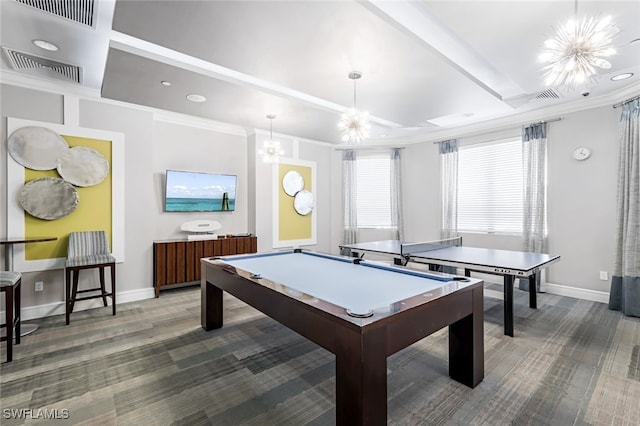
[165,170,237,212]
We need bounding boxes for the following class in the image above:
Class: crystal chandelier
[259,114,284,163]
[338,71,370,144]
[539,0,618,89]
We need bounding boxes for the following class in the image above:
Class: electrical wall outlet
[599,271,608,281]
[35,281,44,291]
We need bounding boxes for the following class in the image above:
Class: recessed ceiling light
[186,94,206,103]
[611,73,634,81]
[379,133,388,138]
[33,39,58,51]
[160,80,171,86]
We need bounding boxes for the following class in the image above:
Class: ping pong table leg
[503,275,514,337]
[529,274,537,309]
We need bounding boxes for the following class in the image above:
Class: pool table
[201,249,484,426]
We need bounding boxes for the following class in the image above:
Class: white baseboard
[2,288,156,322]
[464,270,610,305]
[2,282,610,322]
[544,283,609,304]
[483,282,609,305]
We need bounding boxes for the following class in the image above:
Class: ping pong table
[339,238,560,337]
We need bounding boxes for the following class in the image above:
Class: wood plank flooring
[1,285,639,425]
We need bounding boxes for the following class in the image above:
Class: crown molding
[110,31,402,129]
[0,69,100,98]
[376,81,640,146]
[0,69,250,137]
[152,111,247,136]
[3,69,638,147]
[251,128,335,147]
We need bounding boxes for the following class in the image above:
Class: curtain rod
[432,117,562,144]
[527,117,562,126]
[334,146,406,151]
[613,94,640,108]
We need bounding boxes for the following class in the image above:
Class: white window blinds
[457,138,523,234]
[355,153,392,228]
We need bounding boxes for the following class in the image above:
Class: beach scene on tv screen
[165,171,236,212]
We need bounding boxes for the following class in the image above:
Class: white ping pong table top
[340,240,560,277]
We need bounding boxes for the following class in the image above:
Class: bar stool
[65,231,116,325]
[1,271,21,362]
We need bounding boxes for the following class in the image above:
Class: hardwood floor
[1,285,639,425]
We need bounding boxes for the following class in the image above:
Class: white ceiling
[1,0,639,144]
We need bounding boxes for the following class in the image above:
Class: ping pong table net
[400,236,462,257]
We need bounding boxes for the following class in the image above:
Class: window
[457,138,524,234]
[351,153,392,228]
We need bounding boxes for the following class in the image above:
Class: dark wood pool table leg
[335,325,387,426]
[201,280,223,330]
[449,285,484,387]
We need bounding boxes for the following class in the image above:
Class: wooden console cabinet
[153,235,257,297]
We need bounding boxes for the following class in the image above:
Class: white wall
[1,82,336,319]
[1,84,255,319]
[397,106,620,299]
[79,99,155,298]
[1,85,66,315]
[0,81,626,320]
[402,142,441,242]
[251,132,333,253]
[251,133,282,253]
[547,106,618,293]
[298,140,332,252]
[330,146,432,251]
[151,120,248,239]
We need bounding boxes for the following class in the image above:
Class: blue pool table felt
[221,251,458,315]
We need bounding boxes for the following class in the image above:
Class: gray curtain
[609,98,640,317]
[520,123,548,292]
[342,150,358,247]
[440,139,459,240]
[390,148,404,241]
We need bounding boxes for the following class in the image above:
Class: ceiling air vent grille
[14,0,95,27]
[534,89,561,100]
[3,47,81,83]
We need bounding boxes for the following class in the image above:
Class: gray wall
[1,85,66,314]
[547,106,618,293]
[1,83,334,320]
[151,121,248,239]
[0,81,624,320]
[251,133,333,253]
[79,99,155,298]
[397,106,619,297]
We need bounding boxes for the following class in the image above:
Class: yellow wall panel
[278,164,312,241]
[24,136,112,260]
